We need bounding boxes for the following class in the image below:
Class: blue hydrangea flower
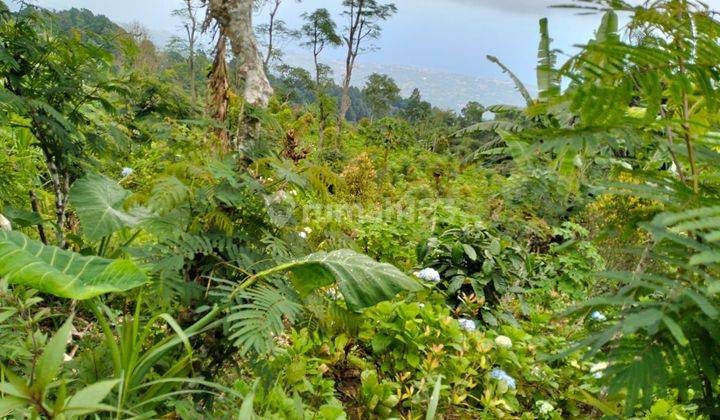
[590,361,608,375]
[458,318,476,332]
[490,368,516,389]
[325,287,342,301]
[415,267,441,282]
[121,167,134,178]
[590,311,607,322]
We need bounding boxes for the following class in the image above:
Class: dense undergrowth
[1,0,720,418]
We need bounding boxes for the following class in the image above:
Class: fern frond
[148,176,191,214]
[607,344,667,416]
[306,298,362,337]
[226,286,303,356]
[302,164,344,201]
[205,208,234,235]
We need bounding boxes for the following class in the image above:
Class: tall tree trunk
[339,30,358,129]
[314,54,325,158]
[189,33,196,102]
[339,65,352,129]
[182,0,198,102]
[41,148,69,248]
[29,190,47,244]
[209,0,273,107]
[263,0,281,68]
[339,0,364,128]
[208,29,230,150]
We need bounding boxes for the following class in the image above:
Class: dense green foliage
[1,0,720,418]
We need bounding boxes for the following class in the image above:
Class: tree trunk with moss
[208,29,230,150]
[208,0,273,107]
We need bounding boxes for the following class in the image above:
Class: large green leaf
[0,230,147,299]
[247,249,424,311]
[69,173,141,241]
[34,316,73,391]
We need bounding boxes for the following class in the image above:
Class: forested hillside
[1,0,719,418]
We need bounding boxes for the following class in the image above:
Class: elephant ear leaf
[0,230,147,299]
[255,249,424,311]
[69,173,143,241]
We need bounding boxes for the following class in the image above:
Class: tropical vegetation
[1,0,719,418]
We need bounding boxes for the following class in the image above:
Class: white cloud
[445,0,558,14]
[444,0,720,13]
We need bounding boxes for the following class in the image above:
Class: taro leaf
[0,230,147,299]
[69,173,142,241]
[2,206,42,228]
[253,249,424,311]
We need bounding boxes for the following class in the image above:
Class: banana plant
[456,17,564,143]
[486,17,560,108]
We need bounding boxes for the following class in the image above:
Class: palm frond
[486,55,534,107]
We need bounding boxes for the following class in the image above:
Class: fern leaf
[227,286,303,356]
[148,176,191,214]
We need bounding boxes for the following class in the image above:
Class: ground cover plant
[1,0,719,418]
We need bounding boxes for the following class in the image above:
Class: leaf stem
[228,261,300,299]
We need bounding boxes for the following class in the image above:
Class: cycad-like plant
[570,205,720,414]
[527,0,720,415]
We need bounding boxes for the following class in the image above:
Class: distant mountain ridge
[19,4,528,112]
[283,51,531,111]
[333,62,530,111]
[23,4,529,112]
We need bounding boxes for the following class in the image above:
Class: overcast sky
[13,0,720,85]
